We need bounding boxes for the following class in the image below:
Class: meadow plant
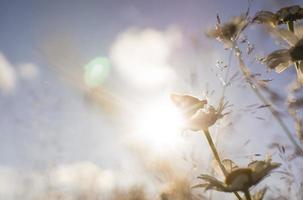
[170,3,303,200]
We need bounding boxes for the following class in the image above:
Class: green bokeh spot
[84,57,110,87]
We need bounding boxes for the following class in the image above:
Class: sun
[131,100,185,151]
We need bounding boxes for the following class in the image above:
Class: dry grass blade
[233,42,303,155]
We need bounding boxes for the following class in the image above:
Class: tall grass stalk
[232,43,303,155]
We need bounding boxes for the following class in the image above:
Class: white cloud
[0,53,39,93]
[0,53,16,93]
[18,63,38,80]
[49,161,115,193]
[0,167,20,198]
[0,162,116,200]
[110,27,182,88]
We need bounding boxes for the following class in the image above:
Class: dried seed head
[206,16,247,48]
[220,22,238,40]
[276,5,303,24]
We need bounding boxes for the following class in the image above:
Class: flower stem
[287,21,294,32]
[204,129,228,176]
[243,190,252,200]
[204,129,243,200]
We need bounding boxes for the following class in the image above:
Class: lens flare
[84,57,110,87]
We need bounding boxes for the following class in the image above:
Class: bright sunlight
[132,100,185,151]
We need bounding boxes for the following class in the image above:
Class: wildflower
[193,159,280,193]
[206,16,247,48]
[186,105,226,131]
[171,94,229,131]
[170,94,207,118]
[253,5,303,26]
[276,5,303,24]
[252,11,278,27]
[263,32,303,82]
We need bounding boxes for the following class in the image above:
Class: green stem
[243,190,252,200]
[287,21,294,32]
[204,129,242,200]
[204,129,228,176]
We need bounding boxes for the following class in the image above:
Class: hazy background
[0,0,302,199]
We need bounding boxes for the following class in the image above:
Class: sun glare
[132,101,185,151]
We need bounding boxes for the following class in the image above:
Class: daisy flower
[193,159,280,195]
[253,5,303,26]
[263,29,303,82]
